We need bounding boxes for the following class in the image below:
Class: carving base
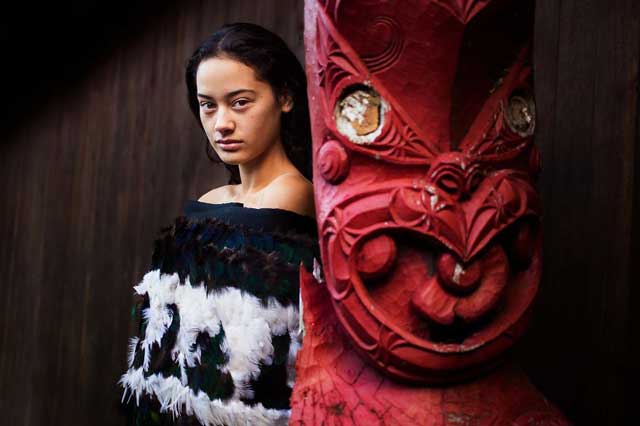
[291,268,570,426]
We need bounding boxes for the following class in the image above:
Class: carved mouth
[354,218,538,344]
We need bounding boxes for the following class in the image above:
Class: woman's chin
[216,151,246,165]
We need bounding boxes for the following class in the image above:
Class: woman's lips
[216,140,243,152]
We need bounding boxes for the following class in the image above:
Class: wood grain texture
[521,0,639,424]
[0,1,303,425]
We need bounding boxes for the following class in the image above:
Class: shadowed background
[0,0,636,425]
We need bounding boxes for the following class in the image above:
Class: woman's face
[196,56,292,166]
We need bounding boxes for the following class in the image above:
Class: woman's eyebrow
[197,89,256,100]
[225,89,256,98]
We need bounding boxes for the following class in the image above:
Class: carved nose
[429,153,483,201]
[435,170,464,198]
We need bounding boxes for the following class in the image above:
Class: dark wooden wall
[0,1,636,425]
[520,0,638,424]
[0,1,303,425]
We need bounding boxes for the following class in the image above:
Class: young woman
[119,23,318,426]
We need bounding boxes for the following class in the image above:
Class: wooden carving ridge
[434,0,493,23]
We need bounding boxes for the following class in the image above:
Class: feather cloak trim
[150,216,319,306]
[119,369,290,426]
[120,269,301,423]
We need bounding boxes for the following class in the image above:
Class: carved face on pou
[306,0,539,383]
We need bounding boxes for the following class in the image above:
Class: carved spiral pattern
[318,140,350,184]
[362,16,404,74]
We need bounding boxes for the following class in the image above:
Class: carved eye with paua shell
[504,89,536,137]
[334,84,389,145]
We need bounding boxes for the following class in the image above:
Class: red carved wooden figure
[291,0,571,424]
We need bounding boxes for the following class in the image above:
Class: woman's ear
[280,91,294,113]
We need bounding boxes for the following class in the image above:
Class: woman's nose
[214,108,235,134]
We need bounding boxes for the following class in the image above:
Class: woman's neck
[237,140,298,197]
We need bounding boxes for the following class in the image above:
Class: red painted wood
[292,268,569,425]
[292,0,570,423]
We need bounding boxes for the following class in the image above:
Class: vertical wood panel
[525,0,639,424]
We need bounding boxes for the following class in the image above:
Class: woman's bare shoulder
[197,185,238,204]
[263,173,315,218]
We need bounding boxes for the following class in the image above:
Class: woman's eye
[200,102,216,111]
[232,99,250,108]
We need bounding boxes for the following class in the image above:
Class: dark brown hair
[185,23,312,184]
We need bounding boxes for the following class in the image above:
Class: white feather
[286,332,301,388]
[138,271,180,370]
[127,336,139,368]
[122,371,290,426]
[172,277,222,367]
[210,287,299,400]
[121,270,302,424]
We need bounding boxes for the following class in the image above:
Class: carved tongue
[412,246,510,326]
[411,275,457,325]
[437,253,481,294]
